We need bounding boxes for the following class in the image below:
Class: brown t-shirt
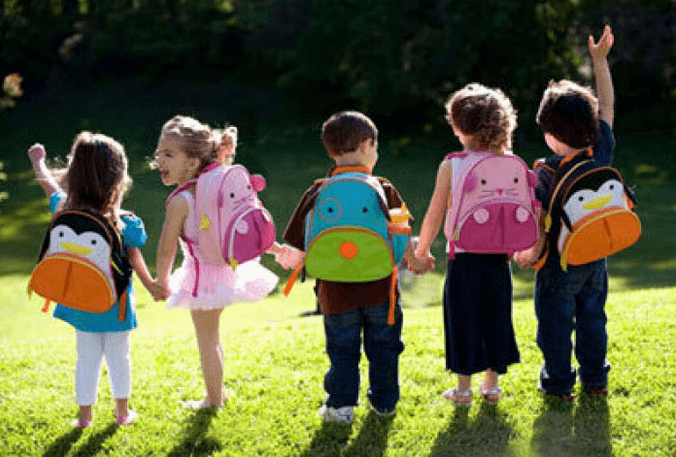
[282,166,409,315]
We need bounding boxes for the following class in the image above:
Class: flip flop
[115,410,138,426]
[72,418,93,428]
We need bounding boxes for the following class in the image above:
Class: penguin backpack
[166,162,276,270]
[28,210,133,321]
[444,151,540,258]
[536,150,641,271]
[283,169,411,324]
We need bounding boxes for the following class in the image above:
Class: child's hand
[27,143,46,164]
[148,279,171,301]
[275,244,304,270]
[408,252,435,275]
[513,248,538,269]
[588,24,614,61]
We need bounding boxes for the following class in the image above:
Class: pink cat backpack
[167,163,276,270]
[444,151,540,258]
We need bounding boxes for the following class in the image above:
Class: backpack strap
[166,179,197,206]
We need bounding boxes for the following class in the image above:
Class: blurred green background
[1,0,674,288]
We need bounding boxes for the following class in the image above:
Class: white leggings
[75,330,131,406]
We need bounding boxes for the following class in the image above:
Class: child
[281,111,414,424]
[27,132,160,428]
[153,115,286,408]
[513,25,615,401]
[411,83,521,407]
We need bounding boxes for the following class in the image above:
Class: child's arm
[411,159,452,272]
[589,24,614,128]
[155,195,190,292]
[269,242,304,270]
[127,247,169,301]
[27,143,60,197]
[513,211,547,269]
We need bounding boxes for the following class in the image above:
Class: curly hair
[60,131,131,224]
[536,79,599,149]
[445,83,517,153]
[321,111,378,157]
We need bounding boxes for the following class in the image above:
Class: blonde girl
[153,115,286,408]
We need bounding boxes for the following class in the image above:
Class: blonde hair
[213,125,238,165]
[445,83,517,153]
[158,115,218,170]
[59,131,131,226]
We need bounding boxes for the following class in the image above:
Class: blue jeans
[535,257,611,394]
[323,300,404,411]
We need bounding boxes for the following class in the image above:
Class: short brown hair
[536,79,599,149]
[321,111,377,157]
[445,83,517,152]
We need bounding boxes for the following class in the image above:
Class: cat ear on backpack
[250,174,266,192]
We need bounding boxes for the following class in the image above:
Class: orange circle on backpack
[339,241,358,260]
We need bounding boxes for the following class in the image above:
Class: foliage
[0,1,674,135]
[0,73,22,206]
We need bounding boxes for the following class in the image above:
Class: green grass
[1,278,675,456]
[1,79,675,456]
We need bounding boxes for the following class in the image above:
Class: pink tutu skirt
[166,256,278,310]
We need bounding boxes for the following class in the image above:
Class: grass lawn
[0,80,675,456]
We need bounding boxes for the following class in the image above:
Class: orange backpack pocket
[29,253,116,313]
[558,208,641,270]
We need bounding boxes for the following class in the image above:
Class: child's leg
[535,266,580,395]
[364,301,404,412]
[190,308,225,407]
[575,263,610,389]
[103,331,132,418]
[75,331,105,423]
[323,309,362,408]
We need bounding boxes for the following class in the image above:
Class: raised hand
[588,24,614,61]
[27,143,46,164]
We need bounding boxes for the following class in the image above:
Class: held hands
[274,243,305,270]
[407,251,435,275]
[27,143,46,164]
[589,24,614,61]
[513,247,539,270]
[147,279,171,302]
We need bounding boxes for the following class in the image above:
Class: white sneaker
[318,404,354,424]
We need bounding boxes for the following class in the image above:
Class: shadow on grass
[43,423,118,457]
[41,427,83,457]
[299,420,352,457]
[428,403,514,457]
[530,394,611,457]
[343,411,394,456]
[166,408,221,457]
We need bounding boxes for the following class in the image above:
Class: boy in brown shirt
[282,111,416,424]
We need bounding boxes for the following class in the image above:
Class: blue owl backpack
[283,168,411,324]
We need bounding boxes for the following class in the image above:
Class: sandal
[72,419,93,428]
[115,410,138,426]
[480,384,502,405]
[443,387,473,407]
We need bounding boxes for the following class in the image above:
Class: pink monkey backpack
[444,151,540,258]
[167,163,276,270]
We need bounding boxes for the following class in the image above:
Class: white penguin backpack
[28,210,133,321]
[536,150,641,271]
